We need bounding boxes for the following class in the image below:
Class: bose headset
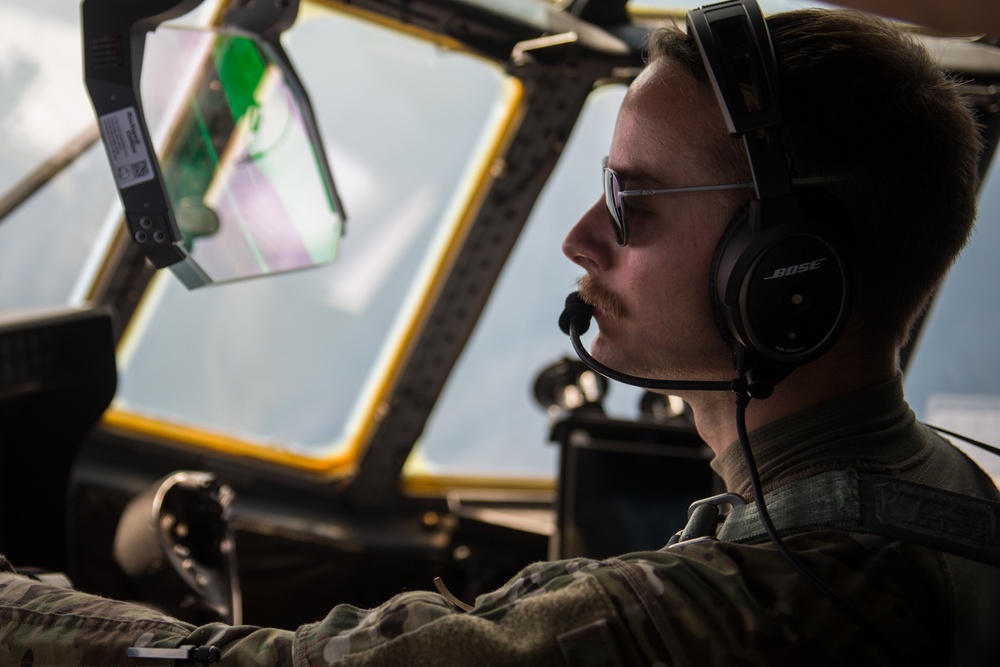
[693,0,851,398]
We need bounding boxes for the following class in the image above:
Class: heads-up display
[83,0,343,288]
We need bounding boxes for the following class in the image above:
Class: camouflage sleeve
[0,562,295,666]
[292,558,645,666]
[291,531,951,666]
[608,532,951,666]
[0,532,952,666]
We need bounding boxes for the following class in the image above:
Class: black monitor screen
[554,418,719,559]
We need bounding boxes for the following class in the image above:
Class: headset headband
[687,0,796,218]
[690,0,852,388]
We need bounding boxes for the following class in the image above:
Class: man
[564,9,978,462]
[1,3,998,665]
[559,5,1000,664]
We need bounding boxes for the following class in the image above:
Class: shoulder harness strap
[670,470,1000,567]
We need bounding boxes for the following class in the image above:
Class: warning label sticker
[98,107,156,190]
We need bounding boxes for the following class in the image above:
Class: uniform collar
[710,375,918,497]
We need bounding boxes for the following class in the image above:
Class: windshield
[3,0,995,490]
[904,153,1000,483]
[0,1,113,309]
[0,0,220,309]
[108,3,517,470]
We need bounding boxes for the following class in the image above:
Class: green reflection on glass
[147,27,343,286]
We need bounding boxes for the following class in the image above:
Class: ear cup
[711,203,851,365]
[709,205,750,350]
[690,0,852,375]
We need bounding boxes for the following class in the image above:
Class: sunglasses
[602,156,754,246]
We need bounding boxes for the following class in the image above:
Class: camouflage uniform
[1,377,998,666]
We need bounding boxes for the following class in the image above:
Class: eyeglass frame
[602,156,754,246]
[602,157,840,246]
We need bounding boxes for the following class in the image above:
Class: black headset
[689,0,852,393]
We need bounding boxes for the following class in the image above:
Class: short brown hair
[648,9,982,353]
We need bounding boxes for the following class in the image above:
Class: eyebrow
[613,163,744,194]
[609,162,667,190]
[608,140,714,190]
[616,168,659,189]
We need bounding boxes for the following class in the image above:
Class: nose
[563,198,612,273]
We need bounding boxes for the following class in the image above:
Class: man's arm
[0,559,637,667]
[0,534,953,666]
[0,571,294,666]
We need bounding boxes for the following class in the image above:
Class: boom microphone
[559,292,743,393]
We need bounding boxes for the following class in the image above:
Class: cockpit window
[904,154,1000,483]
[403,84,651,484]
[0,1,222,310]
[0,1,113,309]
[107,3,516,472]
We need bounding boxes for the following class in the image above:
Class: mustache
[576,275,626,320]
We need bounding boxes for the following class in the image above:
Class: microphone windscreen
[559,292,593,336]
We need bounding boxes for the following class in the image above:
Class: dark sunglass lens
[603,166,626,245]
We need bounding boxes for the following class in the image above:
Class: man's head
[563,56,746,382]
[563,7,981,383]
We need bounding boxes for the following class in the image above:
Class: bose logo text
[763,258,827,280]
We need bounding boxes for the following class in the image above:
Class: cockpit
[1,0,998,632]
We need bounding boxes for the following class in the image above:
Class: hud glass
[83,0,345,290]
[136,26,343,286]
